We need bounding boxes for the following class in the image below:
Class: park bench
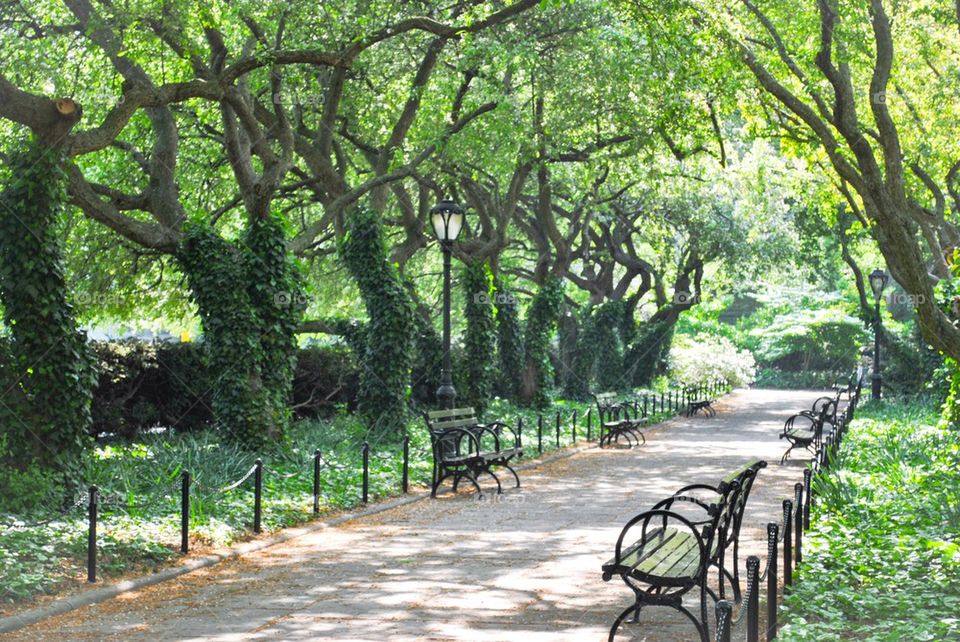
[662,459,767,602]
[594,392,645,448]
[601,473,744,642]
[423,407,522,498]
[832,366,865,400]
[779,398,835,464]
[684,385,716,418]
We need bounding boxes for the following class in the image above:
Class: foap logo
[465,492,527,510]
[473,291,519,307]
[889,292,925,307]
[673,291,701,305]
[273,291,312,308]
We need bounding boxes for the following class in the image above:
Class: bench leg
[486,468,503,494]
[501,463,521,489]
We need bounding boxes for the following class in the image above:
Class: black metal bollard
[586,409,592,441]
[767,522,779,640]
[181,470,190,554]
[555,411,561,449]
[538,415,543,454]
[313,449,321,514]
[716,600,733,642]
[642,394,648,418]
[633,399,639,418]
[783,499,793,588]
[747,555,760,642]
[659,392,664,414]
[402,435,410,494]
[361,442,369,503]
[87,485,98,583]
[803,467,812,530]
[795,483,804,565]
[572,410,577,444]
[254,459,263,534]
[517,418,524,455]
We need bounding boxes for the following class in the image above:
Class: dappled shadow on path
[11,388,825,642]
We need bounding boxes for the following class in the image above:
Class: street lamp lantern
[868,268,888,401]
[869,268,889,303]
[430,199,466,409]
[430,199,465,244]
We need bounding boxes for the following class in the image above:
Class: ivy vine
[461,262,497,414]
[625,320,674,386]
[179,215,304,449]
[0,137,96,476]
[521,276,564,407]
[339,207,416,435]
[493,275,524,401]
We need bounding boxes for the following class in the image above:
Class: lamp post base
[436,379,457,410]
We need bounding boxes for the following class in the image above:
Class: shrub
[667,333,756,387]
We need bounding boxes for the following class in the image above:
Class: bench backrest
[424,407,479,432]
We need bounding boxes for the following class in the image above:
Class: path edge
[0,438,606,634]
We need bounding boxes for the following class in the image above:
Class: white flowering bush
[668,333,756,387]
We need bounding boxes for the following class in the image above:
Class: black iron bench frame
[594,392,645,448]
[424,407,522,498]
[601,460,766,642]
[684,385,717,418]
[779,396,837,464]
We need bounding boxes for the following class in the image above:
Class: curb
[0,436,605,634]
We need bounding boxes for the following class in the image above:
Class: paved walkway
[10,388,823,641]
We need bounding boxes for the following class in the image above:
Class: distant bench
[594,392,645,448]
[424,407,522,498]
[684,385,716,418]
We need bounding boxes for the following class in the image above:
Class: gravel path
[8,388,823,642]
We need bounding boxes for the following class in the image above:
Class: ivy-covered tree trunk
[179,216,304,449]
[340,207,416,435]
[625,321,675,387]
[493,277,524,401]
[461,262,497,414]
[0,138,95,474]
[520,277,564,407]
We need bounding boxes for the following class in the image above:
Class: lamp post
[868,268,889,401]
[430,199,466,409]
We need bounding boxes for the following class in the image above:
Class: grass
[778,398,960,641]
[0,385,696,604]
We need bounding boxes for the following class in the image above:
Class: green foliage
[0,137,95,477]
[493,276,524,401]
[667,333,755,387]
[625,321,674,387]
[461,262,497,414]
[780,401,960,641]
[744,306,866,372]
[521,277,564,407]
[339,207,416,434]
[179,216,304,449]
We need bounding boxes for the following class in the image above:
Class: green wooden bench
[424,407,522,498]
[601,460,766,642]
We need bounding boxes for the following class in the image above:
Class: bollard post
[572,410,577,444]
[794,483,804,565]
[254,459,263,534]
[517,418,524,455]
[803,467,812,530]
[538,415,543,454]
[586,409,592,441]
[783,499,793,588]
[402,435,410,494]
[660,392,664,414]
[633,399,639,418]
[716,600,732,642]
[555,411,561,449]
[747,555,760,642]
[313,449,321,514]
[87,485,98,583]
[643,394,647,418]
[767,522,779,640]
[181,470,190,554]
[361,442,369,503]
